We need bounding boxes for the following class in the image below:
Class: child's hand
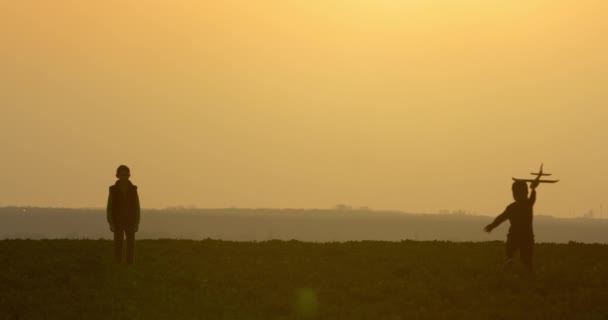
[483,224,493,233]
[530,179,540,190]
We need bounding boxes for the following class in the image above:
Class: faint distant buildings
[333,204,372,211]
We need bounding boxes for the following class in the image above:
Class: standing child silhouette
[107,165,140,264]
[484,176,541,273]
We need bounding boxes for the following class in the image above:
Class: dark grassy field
[1,240,607,320]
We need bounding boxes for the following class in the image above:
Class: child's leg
[114,229,124,263]
[125,231,135,264]
[504,235,517,268]
[520,237,534,273]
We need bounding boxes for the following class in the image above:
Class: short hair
[512,180,528,193]
[116,165,130,175]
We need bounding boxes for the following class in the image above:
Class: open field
[1,240,607,319]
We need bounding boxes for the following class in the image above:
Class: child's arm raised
[529,177,540,206]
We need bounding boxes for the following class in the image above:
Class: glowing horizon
[1,1,607,217]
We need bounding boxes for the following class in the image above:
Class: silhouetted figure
[484,177,540,273]
[107,165,140,264]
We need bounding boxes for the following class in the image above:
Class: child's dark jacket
[107,180,140,231]
[489,190,536,238]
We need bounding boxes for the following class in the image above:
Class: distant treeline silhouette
[1,207,607,243]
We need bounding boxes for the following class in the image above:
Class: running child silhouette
[484,176,541,272]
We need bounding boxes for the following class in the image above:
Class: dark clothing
[489,189,537,270]
[114,229,135,264]
[506,233,534,270]
[107,180,140,232]
[489,190,536,237]
[107,180,140,264]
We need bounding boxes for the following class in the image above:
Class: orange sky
[1,1,607,217]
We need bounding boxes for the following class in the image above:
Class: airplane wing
[530,173,552,176]
[512,178,559,183]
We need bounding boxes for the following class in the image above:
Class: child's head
[512,181,528,202]
[116,165,131,180]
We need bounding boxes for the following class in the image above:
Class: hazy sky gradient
[1,1,607,217]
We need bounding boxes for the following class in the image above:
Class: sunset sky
[1,1,607,217]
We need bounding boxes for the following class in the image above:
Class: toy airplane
[512,164,559,184]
